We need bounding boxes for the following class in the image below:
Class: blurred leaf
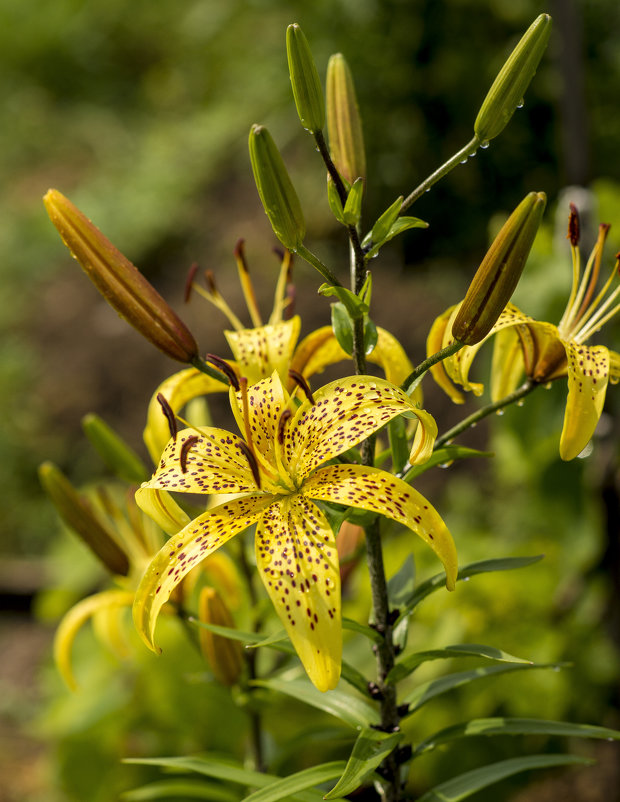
[324,728,401,799]
[122,779,238,800]
[414,717,620,756]
[402,662,567,715]
[416,754,593,802]
[398,555,545,620]
[402,446,494,482]
[243,762,347,802]
[387,554,416,607]
[251,678,380,728]
[342,617,382,644]
[388,643,532,684]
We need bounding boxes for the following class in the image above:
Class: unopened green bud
[286,23,325,134]
[249,125,306,250]
[198,587,243,686]
[39,462,130,576]
[82,413,149,484]
[326,53,366,185]
[44,189,199,363]
[474,14,552,143]
[452,191,546,345]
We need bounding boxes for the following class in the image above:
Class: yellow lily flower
[429,209,620,460]
[133,371,457,692]
[144,244,417,462]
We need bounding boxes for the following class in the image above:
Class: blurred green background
[1,0,619,800]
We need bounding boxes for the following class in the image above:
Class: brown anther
[205,354,240,391]
[184,262,199,303]
[180,435,199,473]
[204,269,218,296]
[156,393,178,441]
[277,409,292,444]
[284,284,296,320]
[238,441,261,489]
[567,203,580,246]
[273,247,285,261]
[234,238,248,271]
[288,369,315,404]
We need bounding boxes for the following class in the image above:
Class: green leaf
[416,754,593,802]
[123,757,326,802]
[387,643,532,684]
[327,177,346,224]
[365,216,428,259]
[251,678,381,728]
[402,662,566,715]
[368,196,403,245]
[402,446,494,483]
[343,177,364,225]
[82,413,149,483]
[398,555,545,620]
[342,616,383,644]
[319,283,368,318]
[324,728,402,799]
[414,717,620,757]
[363,316,378,355]
[122,779,238,801]
[359,271,372,305]
[243,762,347,802]
[331,302,354,355]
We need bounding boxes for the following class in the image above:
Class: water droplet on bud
[496,408,505,416]
[480,140,490,149]
[516,98,525,109]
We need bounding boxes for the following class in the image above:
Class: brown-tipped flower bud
[248,125,306,250]
[326,53,366,185]
[198,587,243,686]
[44,189,199,363]
[39,462,130,576]
[452,191,547,345]
[286,23,325,134]
[474,14,552,144]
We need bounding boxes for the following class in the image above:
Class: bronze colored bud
[198,587,243,686]
[44,189,199,363]
[286,23,325,134]
[452,191,546,345]
[326,53,366,185]
[474,14,552,144]
[39,462,130,576]
[248,125,306,250]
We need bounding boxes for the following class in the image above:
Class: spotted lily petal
[285,376,428,481]
[560,342,610,460]
[225,317,301,385]
[290,325,417,388]
[133,495,273,651]
[302,464,458,590]
[427,306,465,404]
[54,589,135,690]
[144,368,225,463]
[256,496,341,691]
[144,427,258,495]
[408,407,438,465]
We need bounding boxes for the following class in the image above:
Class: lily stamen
[156,393,178,441]
[237,441,262,489]
[234,239,263,328]
[573,223,611,326]
[204,354,240,391]
[191,270,245,331]
[288,369,315,404]
[269,248,294,325]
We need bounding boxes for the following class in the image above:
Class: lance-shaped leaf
[324,728,402,799]
[388,643,532,684]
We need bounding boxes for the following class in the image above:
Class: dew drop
[496,408,504,416]
[425,187,431,193]
[462,576,470,582]
[460,158,468,164]
[470,422,477,428]
[469,150,477,158]
[516,98,525,109]
[480,140,490,149]
[544,382,553,390]
[438,463,450,469]
[516,399,524,407]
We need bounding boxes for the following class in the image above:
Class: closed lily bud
[286,23,325,134]
[39,462,130,576]
[44,189,199,363]
[82,413,149,484]
[474,14,552,144]
[198,587,243,686]
[248,125,306,250]
[452,191,546,345]
[326,53,366,185]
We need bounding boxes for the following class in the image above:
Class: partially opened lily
[429,208,620,459]
[144,243,418,461]
[134,371,457,692]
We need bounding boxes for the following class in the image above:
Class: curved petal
[490,327,525,401]
[291,325,417,389]
[560,342,610,460]
[285,376,425,481]
[54,589,135,690]
[255,495,341,692]
[302,464,458,590]
[427,306,465,404]
[609,350,620,384]
[145,427,258,495]
[408,407,438,466]
[133,494,273,651]
[135,487,191,536]
[143,368,226,463]
[225,317,301,385]
[92,603,132,660]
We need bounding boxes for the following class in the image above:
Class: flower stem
[435,378,538,449]
[400,136,481,213]
[400,341,464,394]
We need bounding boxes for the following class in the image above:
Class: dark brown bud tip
[185,262,199,303]
[567,203,580,247]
